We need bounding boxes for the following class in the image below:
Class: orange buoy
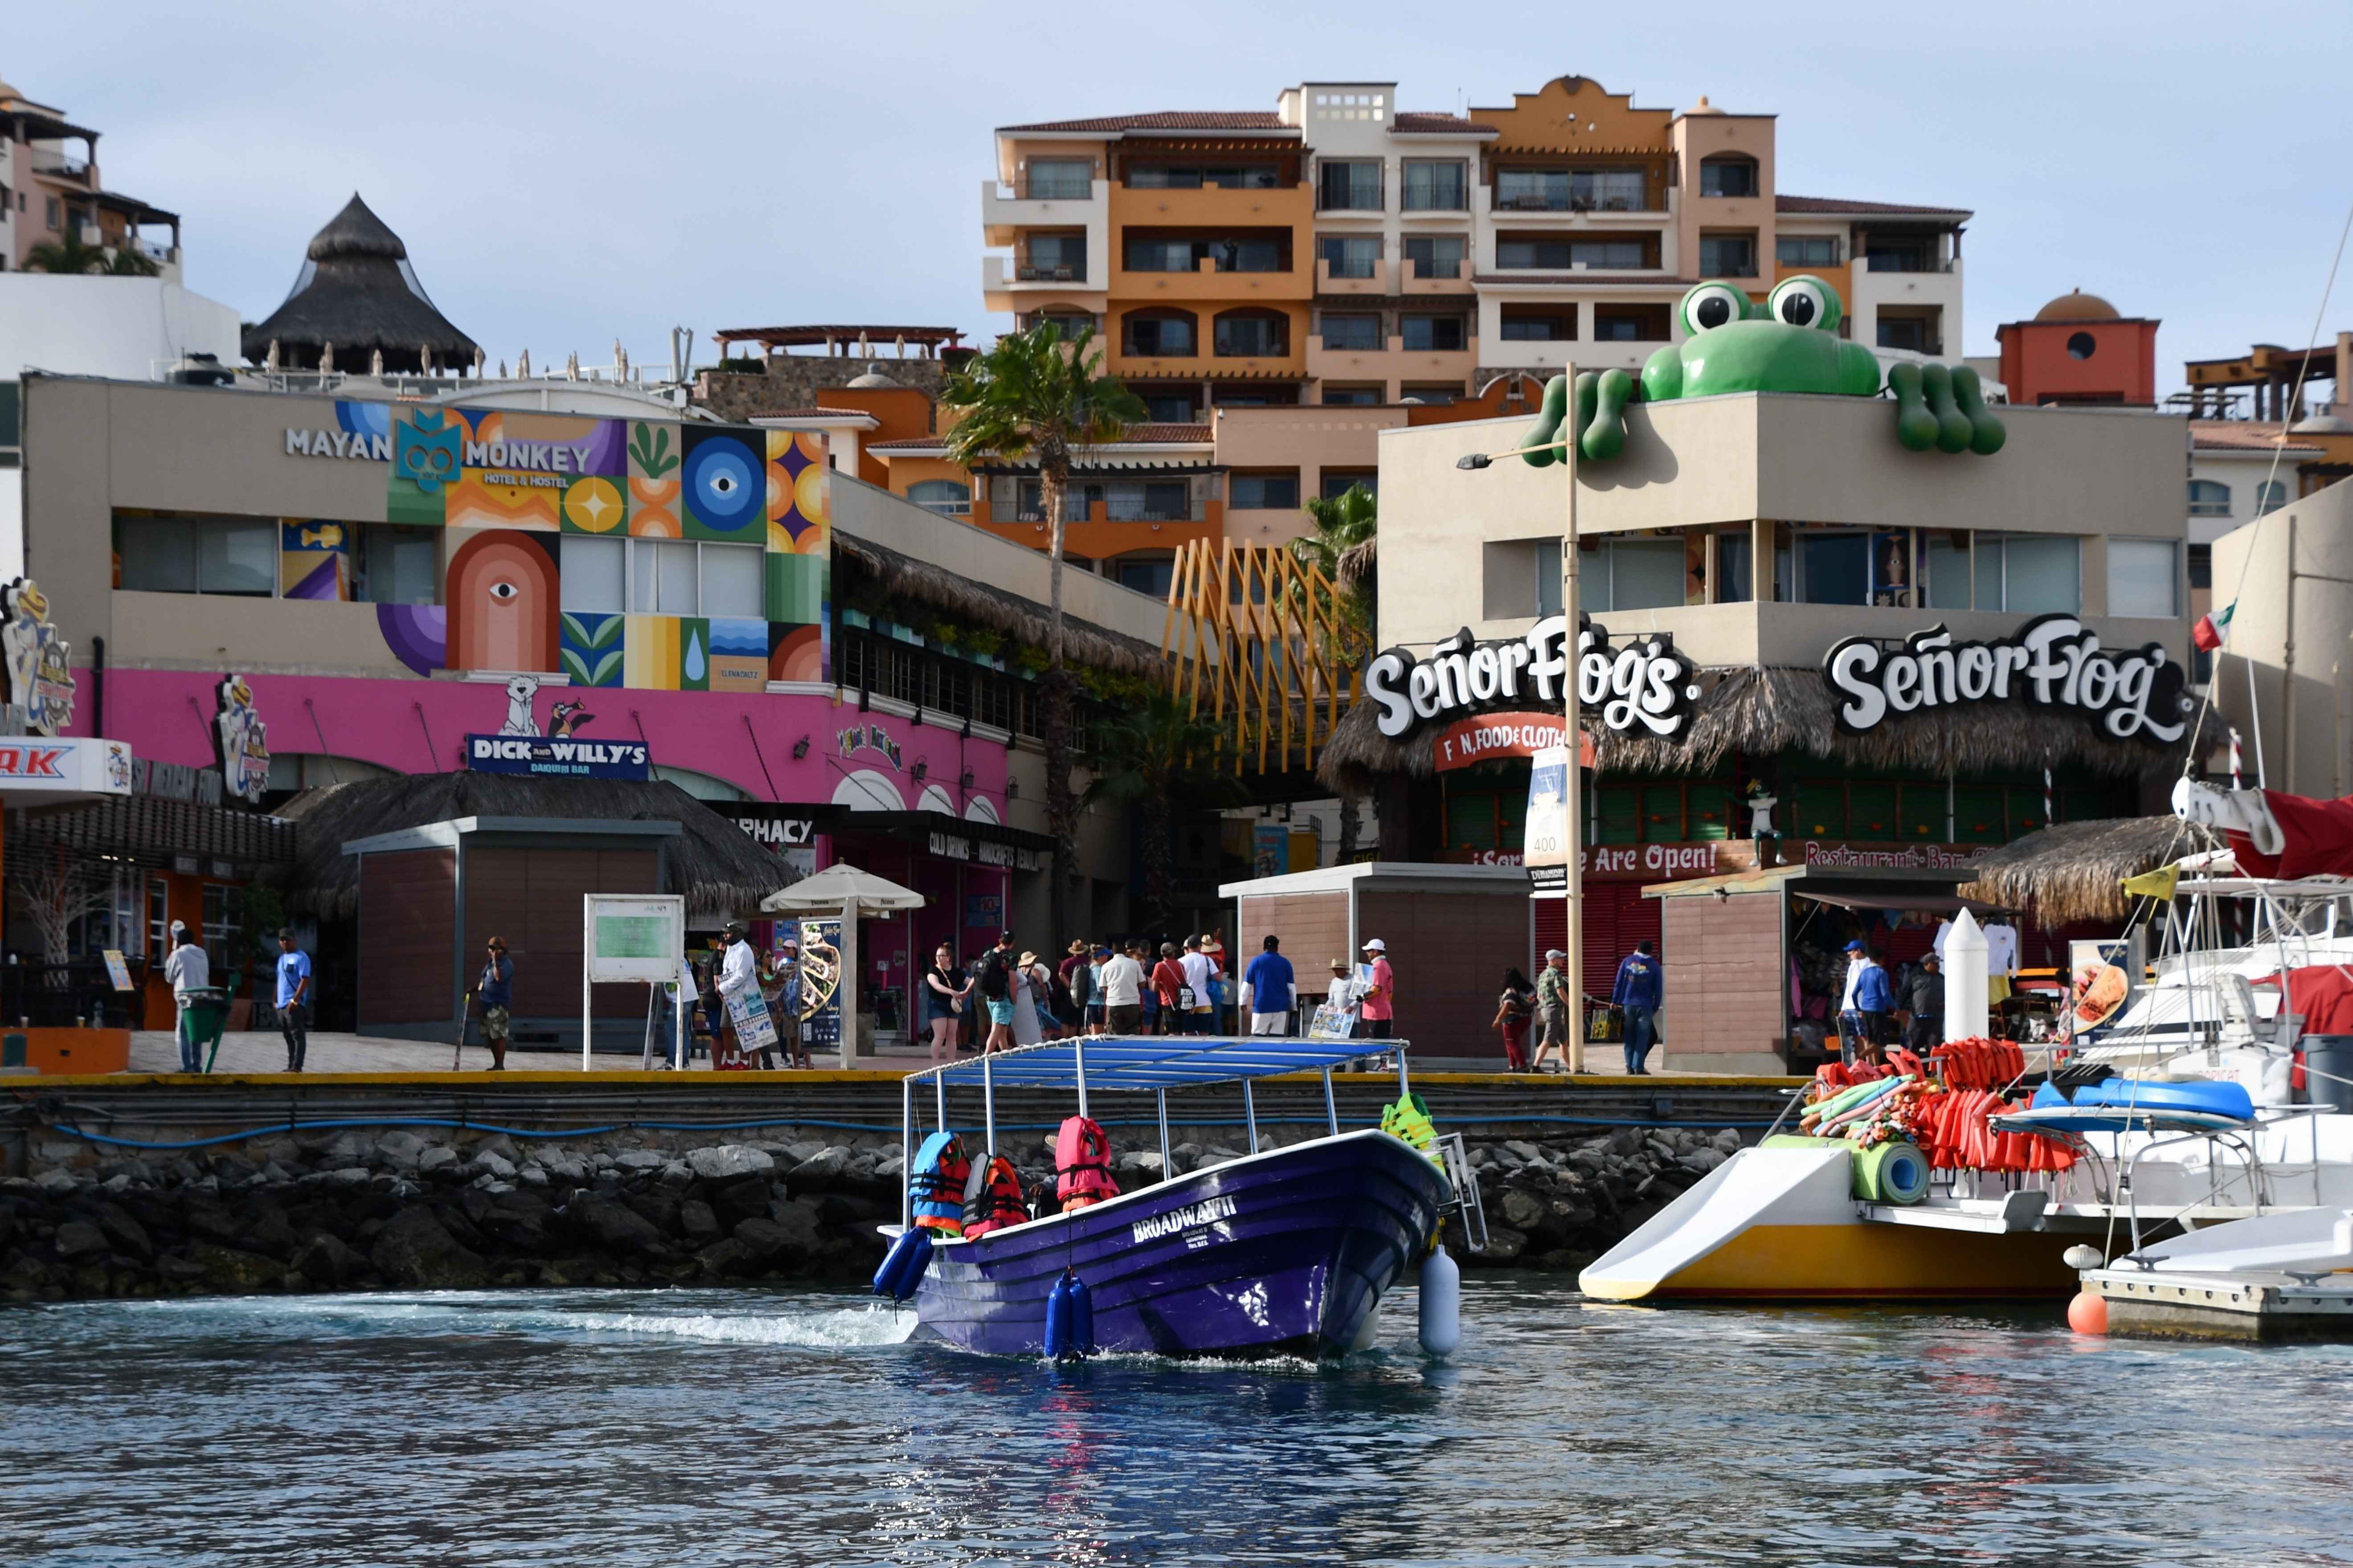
[2067,1289,2108,1336]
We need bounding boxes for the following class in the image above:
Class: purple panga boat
[887,1036,1468,1359]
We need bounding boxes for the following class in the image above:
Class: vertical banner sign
[1523,743,1571,894]
[581,894,685,1070]
[1252,822,1287,878]
[797,917,844,1048]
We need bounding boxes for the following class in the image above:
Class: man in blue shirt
[274,928,312,1073]
[1611,939,1664,1075]
[1838,939,1896,1066]
[1243,934,1297,1036]
[475,936,514,1071]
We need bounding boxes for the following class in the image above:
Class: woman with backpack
[977,932,1019,1053]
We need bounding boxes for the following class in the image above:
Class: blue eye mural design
[682,431,761,536]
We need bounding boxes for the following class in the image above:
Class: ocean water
[5,1279,2349,1567]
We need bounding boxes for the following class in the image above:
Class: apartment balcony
[1109,343,1306,380]
[982,254,1106,313]
[31,152,94,184]
[1110,255,1310,302]
[1306,333,1473,392]
[1401,257,1474,296]
[1315,257,1388,296]
[981,176,1107,246]
[1111,181,1310,232]
[1473,185,1677,229]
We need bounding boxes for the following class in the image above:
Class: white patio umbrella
[763,863,926,1067]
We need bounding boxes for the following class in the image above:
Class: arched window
[1212,308,1288,358]
[1698,155,1757,198]
[1122,308,1197,357]
[908,480,970,517]
[2257,480,2288,515]
[2187,479,2231,518]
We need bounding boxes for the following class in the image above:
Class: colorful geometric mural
[372,408,828,688]
[280,521,349,600]
[560,611,624,688]
[446,531,561,673]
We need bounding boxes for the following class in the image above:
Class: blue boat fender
[872,1226,933,1303]
[1419,1246,1461,1357]
[1044,1269,1095,1360]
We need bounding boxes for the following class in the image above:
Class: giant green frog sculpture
[1520,275,2003,466]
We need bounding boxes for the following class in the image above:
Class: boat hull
[910,1129,1449,1358]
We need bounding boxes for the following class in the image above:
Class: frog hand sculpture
[1516,276,2005,466]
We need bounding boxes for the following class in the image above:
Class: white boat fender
[1419,1247,1461,1357]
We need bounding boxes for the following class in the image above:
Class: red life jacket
[961,1153,1030,1238]
[1055,1115,1120,1209]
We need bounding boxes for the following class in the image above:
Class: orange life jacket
[961,1153,1030,1238]
[1055,1115,1120,1210]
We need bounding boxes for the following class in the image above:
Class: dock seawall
[2,1072,1795,1302]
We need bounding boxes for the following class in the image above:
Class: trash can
[2300,1035,2353,1110]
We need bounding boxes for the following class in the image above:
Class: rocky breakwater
[0,1129,913,1303]
[1449,1126,1744,1272]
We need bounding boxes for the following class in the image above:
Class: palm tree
[1289,481,1377,664]
[1082,692,1248,928]
[941,322,1146,944]
[22,231,158,277]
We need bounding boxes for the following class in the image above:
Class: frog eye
[1768,275,1841,333]
[1680,282,1749,336]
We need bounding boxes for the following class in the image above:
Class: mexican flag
[2193,601,2234,652]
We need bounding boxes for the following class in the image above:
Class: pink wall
[78,668,1013,813]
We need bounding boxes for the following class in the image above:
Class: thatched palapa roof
[834,532,1163,678]
[1957,816,2222,928]
[267,774,797,925]
[242,194,480,375]
[1317,664,2217,795]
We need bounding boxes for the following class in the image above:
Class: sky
[14,0,2350,398]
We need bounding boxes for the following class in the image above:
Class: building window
[1575,536,1687,613]
[2186,479,2232,518]
[1402,384,1457,405]
[1141,392,1198,422]
[1698,233,1757,278]
[201,882,237,972]
[1127,163,1278,190]
[1795,531,1870,605]
[147,878,169,962]
[1877,317,1929,353]
[1865,241,1932,273]
[1317,159,1383,211]
[1320,310,1381,351]
[1114,556,1176,597]
[1402,235,1465,280]
[1019,233,1086,281]
[1975,534,2081,614]
[1318,235,1380,279]
[1698,156,1758,198]
[1401,160,1466,211]
[1500,308,1574,342]
[1025,159,1093,199]
[1715,529,1751,603]
[1592,305,1670,342]
[2067,331,2098,360]
[1496,237,1648,271]
[353,523,439,605]
[1776,235,1839,267]
[1400,315,1465,352]
[564,537,763,617]
[1124,310,1197,356]
[1496,168,1645,212]
[907,480,971,517]
[1214,311,1287,358]
[1211,383,1297,406]
[1322,386,1381,406]
[2257,480,2288,515]
[1101,480,1192,522]
[1925,531,1972,610]
[1230,471,1301,510]
[1125,236,1285,274]
[561,535,627,612]
[46,196,62,230]
[2109,538,2180,619]
[115,512,276,596]
[1321,472,1376,502]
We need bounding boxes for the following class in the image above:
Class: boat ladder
[1434,1132,1490,1253]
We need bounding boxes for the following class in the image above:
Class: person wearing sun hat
[1358,937,1395,1041]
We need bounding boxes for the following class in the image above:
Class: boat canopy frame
[897,1034,1412,1228]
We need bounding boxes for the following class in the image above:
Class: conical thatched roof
[1957,816,2221,929]
[242,194,479,374]
[1316,664,2217,795]
[267,774,798,924]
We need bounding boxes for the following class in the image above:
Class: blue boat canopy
[904,1035,1409,1093]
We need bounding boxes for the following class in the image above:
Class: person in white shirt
[1177,935,1217,1036]
[1099,941,1146,1034]
[716,920,765,1067]
[162,920,210,1073]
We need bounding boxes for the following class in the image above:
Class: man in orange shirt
[1358,938,1396,1041]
